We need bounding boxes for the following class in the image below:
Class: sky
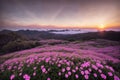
[0,0,120,30]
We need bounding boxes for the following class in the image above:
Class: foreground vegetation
[0,56,120,80]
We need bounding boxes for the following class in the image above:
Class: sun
[98,24,105,31]
[99,24,105,29]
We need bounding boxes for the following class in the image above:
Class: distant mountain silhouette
[0,29,120,41]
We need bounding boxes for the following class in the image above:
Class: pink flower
[85,70,89,74]
[57,64,61,67]
[81,71,84,75]
[8,66,12,70]
[42,68,46,73]
[88,68,92,72]
[109,67,114,72]
[45,71,48,74]
[68,71,72,75]
[10,74,15,80]
[108,72,113,76]
[45,57,50,63]
[47,77,51,80]
[80,67,83,70]
[65,74,69,78]
[96,63,103,68]
[101,74,106,79]
[41,65,44,69]
[23,74,30,80]
[92,65,98,70]
[114,75,120,80]
[72,69,76,73]
[75,74,79,79]
[75,66,78,70]
[48,68,50,71]
[98,69,102,73]
[66,67,70,71]
[66,62,70,65]
[93,73,97,77]
[81,62,90,67]
[84,75,89,79]
[33,67,37,70]
[33,72,36,76]
[62,68,65,72]
[58,72,61,76]
[19,73,22,76]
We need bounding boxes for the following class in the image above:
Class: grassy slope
[0,39,120,80]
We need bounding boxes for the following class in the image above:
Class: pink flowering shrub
[0,55,120,80]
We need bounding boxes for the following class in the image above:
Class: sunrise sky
[0,0,120,30]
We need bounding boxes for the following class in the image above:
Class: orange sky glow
[0,0,120,30]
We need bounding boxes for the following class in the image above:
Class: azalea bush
[0,56,120,80]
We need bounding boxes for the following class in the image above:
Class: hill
[0,30,120,54]
[0,39,120,80]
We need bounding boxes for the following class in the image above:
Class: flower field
[0,39,120,80]
[0,55,120,80]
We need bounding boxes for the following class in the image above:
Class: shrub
[1,40,41,54]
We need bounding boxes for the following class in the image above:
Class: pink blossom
[88,68,92,72]
[10,74,15,80]
[75,66,78,70]
[80,67,83,70]
[45,57,51,63]
[81,62,90,67]
[57,64,61,67]
[19,73,22,76]
[23,74,30,80]
[108,72,113,76]
[72,69,76,73]
[92,64,98,70]
[33,72,36,76]
[93,73,97,77]
[84,74,89,79]
[101,74,106,79]
[66,67,70,71]
[85,70,89,74]
[65,74,69,78]
[98,69,102,73]
[96,63,103,68]
[68,71,72,75]
[109,67,115,72]
[47,77,51,80]
[41,65,44,69]
[75,74,79,79]
[42,68,46,73]
[114,75,120,80]
[81,71,84,75]
[48,68,50,71]
[62,68,65,72]
[45,71,48,74]
[33,67,37,70]
[66,62,70,65]
[58,72,61,76]
[8,66,12,70]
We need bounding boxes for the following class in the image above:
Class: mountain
[1,29,120,41]
[16,30,120,41]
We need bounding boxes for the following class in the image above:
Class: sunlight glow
[98,24,105,31]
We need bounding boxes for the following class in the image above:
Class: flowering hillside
[0,39,120,80]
